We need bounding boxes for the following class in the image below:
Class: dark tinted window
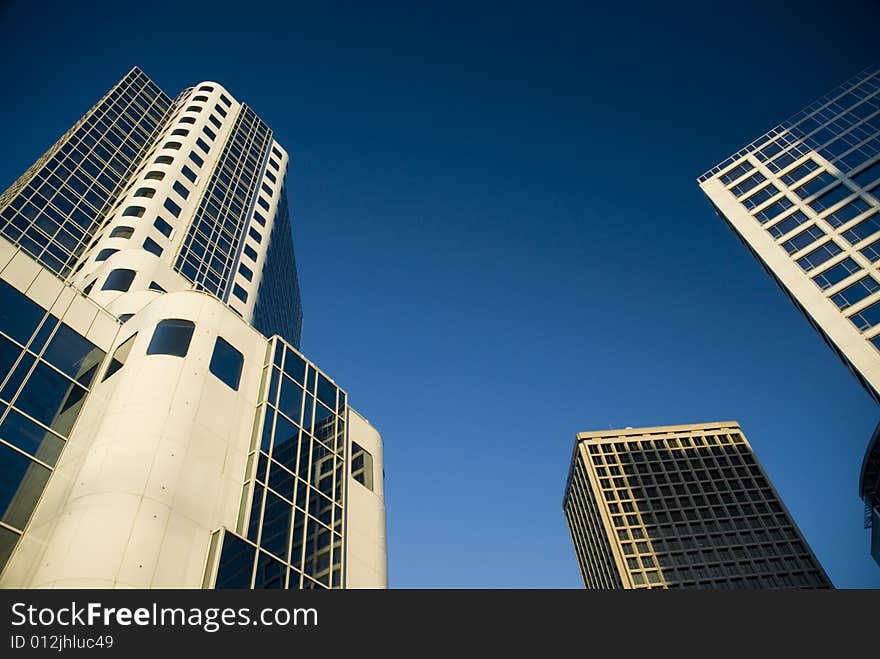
[163,198,182,217]
[143,237,163,257]
[110,226,134,239]
[154,217,173,237]
[147,319,195,357]
[102,269,136,292]
[214,532,255,588]
[232,284,248,302]
[0,281,44,345]
[42,323,103,384]
[209,337,244,390]
[122,206,145,218]
[95,248,118,262]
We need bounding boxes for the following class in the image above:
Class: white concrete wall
[2,291,268,588]
[344,409,387,588]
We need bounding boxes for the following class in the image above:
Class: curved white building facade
[0,67,386,589]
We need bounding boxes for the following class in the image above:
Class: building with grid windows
[563,422,832,589]
[697,63,880,566]
[0,67,387,589]
[698,65,880,402]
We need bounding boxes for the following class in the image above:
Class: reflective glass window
[147,319,195,357]
[209,336,244,390]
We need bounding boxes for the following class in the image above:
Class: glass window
[198,85,214,92]
[173,181,189,199]
[15,361,88,435]
[42,323,103,384]
[101,269,136,292]
[220,93,232,107]
[209,336,244,390]
[0,443,50,529]
[767,211,809,238]
[742,184,779,210]
[102,332,136,381]
[202,125,217,140]
[351,442,374,491]
[154,217,173,238]
[122,205,145,218]
[95,248,118,262]
[781,225,825,254]
[852,160,880,188]
[243,245,258,261]
[134,187,155,198]
[831,276,880,310]
[209,115,222,129]
[233,284,248,303]
[163,198,181,218]
[189,151,204,167]
[812,258,861,290]
[239,264,253,281]
[145,171,165,181]
[147,319,195,357]
[153,155,174,165]
[823,197,871,228]
[143,238,163,257]
[185,105,203,113]
[181,165,197,183]
[849,300,880,331]
[148,281,166,293]
[841,213,880,245]
[0,281,45,345]
[797,242,842,271]
[193,95,209,102]
[248,228,262,243]
[316,373,336,410]
[179,117,196,125]
[162,142,182,151]
[254,211,266,226]
[729,172,766,198]
[794,171,836,199]
[196,137,210,153]
[109,226,134,239]
[0,409,64,465]
[755,197,793,224]
[214,532,255,588]
[780,159,820,186]
[861,239,880,263]
[214,104,228,118]
[171,128,189,137]
[809,184,854,213]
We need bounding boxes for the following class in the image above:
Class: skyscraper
[0,67,387,589]
[563,422,832,589]
[698,64,880,404]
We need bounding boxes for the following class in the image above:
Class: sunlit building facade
[563,422,832,589]
[0,67,387,589]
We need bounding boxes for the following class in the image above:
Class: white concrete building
[0,67,387,589]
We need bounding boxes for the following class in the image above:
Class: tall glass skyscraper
[0,67,387,589]
[699,64,880,402]
[698,63,880,566]
[563,422,832,589]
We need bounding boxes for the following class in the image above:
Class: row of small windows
[103,321,244,390]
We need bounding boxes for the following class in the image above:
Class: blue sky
[1,0,879,587]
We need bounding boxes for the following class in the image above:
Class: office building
[0,67,387,588]
[698,63,880,566]
[698,64,880,403]
[563,422,832,589]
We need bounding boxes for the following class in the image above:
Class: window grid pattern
[251,185,303,348]
[564,451,624,589]
[175,105,273,300]
[0,68,173,277]
[214,338,347,589]
[0,281,107,572]
[565,426,832,590]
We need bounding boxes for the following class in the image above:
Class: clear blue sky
[1,0,879,588]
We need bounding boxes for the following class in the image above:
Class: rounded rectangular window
[147,319,195,358]
[122,205,146,218]
[145,171,165,181]
[102,269,136,292]
[95,248,118,262]
[209,336,244,390]
[134,187,156,198]
[154,155,174,165]
[110,226,134,239]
